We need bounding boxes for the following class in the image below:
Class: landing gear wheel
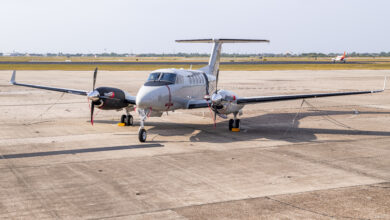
[126,115,133,126]
[229,119,234,131]
[120,115,126,123]
[234,119,240,129]
[138,128,147,142]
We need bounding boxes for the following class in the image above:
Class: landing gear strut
[229,112,240,131]
[120,108,133,126]
[137,108,148,142]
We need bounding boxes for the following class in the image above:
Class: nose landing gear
[137,108,149,142]
[138,128,147,142]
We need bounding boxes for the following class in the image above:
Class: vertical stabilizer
[176,39,269,76]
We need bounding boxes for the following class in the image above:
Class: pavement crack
[264,196,369,220]
[0,153,62,219]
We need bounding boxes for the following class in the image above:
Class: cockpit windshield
[145,72,176,86]
[147,72,161,81]
[159,73,176,84]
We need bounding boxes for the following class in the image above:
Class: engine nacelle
[93,87,130,110]
[211,90,243,115]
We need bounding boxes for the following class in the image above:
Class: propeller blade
[215,69,220,93]
[92,67,98,90]
[90,102,95,125]
[213,110,217,128]
[206,99,216,128]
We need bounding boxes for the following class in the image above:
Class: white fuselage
[135,68,243,115]
[136,69,213,111]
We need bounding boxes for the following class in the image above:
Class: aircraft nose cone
[136,86,167,109]
[136,93,153,108]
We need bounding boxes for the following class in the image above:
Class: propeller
[92,67,98,90]
[204,69,221,128]
[88,67,98,125]
[90,102,95,125]
[213,69,220,125]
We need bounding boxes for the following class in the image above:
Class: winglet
[10,70,16,85]
[383,76,387,91]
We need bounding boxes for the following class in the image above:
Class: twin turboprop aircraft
[10,39,386,142]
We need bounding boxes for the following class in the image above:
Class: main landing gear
[229,112,240,131]
[120,108,133,126]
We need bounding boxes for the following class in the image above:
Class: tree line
[2,52,390,57]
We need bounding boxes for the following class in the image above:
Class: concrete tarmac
[0,70,389,219]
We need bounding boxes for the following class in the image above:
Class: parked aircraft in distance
[332,51,346,63]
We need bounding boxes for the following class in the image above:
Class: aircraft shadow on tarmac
[138,110,390,143]
[0,144,163,160]
[5,111,389,160]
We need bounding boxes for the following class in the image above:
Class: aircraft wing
[10,71,88,96]
[10,71,137,104]
[237,89,383,105]
[189,77,386,108]
[124,94,136,105]
[237,77,386,105]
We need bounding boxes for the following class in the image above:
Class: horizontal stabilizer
[176,38,270,43]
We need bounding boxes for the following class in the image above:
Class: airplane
[332,51,347,63]
[10,39,387,142]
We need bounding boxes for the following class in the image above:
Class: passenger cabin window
[145,72,177,86]
[188,72,205,85]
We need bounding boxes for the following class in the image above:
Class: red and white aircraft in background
[332,51,346,63]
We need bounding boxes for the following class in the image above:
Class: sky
[0,0,389,54]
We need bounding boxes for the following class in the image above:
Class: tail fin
[176,39,269,76]
[343,51,346,57]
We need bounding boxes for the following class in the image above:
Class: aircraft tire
[138,128,147,142]
[229,119,234,131]
[126,115,133,126]
[121,114,126,123]
[234,119,240,129]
